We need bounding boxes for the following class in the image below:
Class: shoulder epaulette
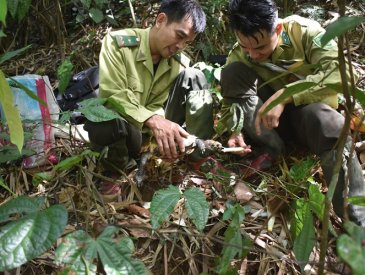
[113,35,140,48]
[281,31,291,46]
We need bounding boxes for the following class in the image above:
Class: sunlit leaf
[289,158,316,182]
[0,0,6,25]
[308,183,325,220]
[0,204,68,271]
[293,203,315,272]
[348,196,365,206]
[150,185,181,229]
[321,16,365,47]
[57,58,74,94]
[0,70,24,152]
[89,8,104,24]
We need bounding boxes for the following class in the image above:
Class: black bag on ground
[55,66,99,124]
[56,66,99,112]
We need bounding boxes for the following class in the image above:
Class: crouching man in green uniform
[218,0,365,226]
[84,0,214,193]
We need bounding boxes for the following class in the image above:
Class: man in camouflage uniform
[219,0,365,226]
[84,0,214,183]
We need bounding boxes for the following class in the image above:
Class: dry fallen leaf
[234,181,254,202]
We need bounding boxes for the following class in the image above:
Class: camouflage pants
[84,67,214,173]
[221,61,365,226]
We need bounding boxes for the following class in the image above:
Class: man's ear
[275,22,283,35]
[155,13,168,28]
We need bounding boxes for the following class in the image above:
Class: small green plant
[287,158,327,271]
[0,196,68,272]
[150,185,209,232]
[55,226,148,275]
[217,201,252,274]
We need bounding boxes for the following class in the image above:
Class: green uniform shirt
[226,15,355,108]
[99,27,190,129]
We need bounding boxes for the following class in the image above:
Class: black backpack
[55,66,99,123]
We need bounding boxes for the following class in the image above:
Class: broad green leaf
[0,176,14,195]
[0,196,46,222]
[263,82,316,114]
[78,98,121,122]
[0,0,6,25]
[183,188,209,232]
[81,104,121,122]
[321,16,365,47]
[348,196,365,206]
[308,184,325,220]
[0,204,68,271]
[0,70,24,152]
[337,234,365,275]
[6,0,18,18]
[150,185,181,229]
[289,158,316,183]
[15,0,31,21]
[290,198,307,241]
[55,230,97,275]
[0,45,31,65]
[32,170,56,185]
[56,226,147,275]
[343,221,365,243]
[97,227,148,275]
[293,203,315,272]
[231,205,246,228]
[0,145,33,164]
[57,58,74,94]
[89,8,104,24]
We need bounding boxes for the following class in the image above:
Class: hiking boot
[98,174,121,202]
[240,152,274,179]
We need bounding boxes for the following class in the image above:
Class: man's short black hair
[228,0,278,37]
[158,0,206,34]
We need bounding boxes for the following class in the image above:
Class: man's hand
[144,115,189,159]
[255,88,292,136]
[227,132,252,156]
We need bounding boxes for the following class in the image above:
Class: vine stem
[128,0,138,27]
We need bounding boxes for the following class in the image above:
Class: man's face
[154,13,197,58]
[235,24,281,62]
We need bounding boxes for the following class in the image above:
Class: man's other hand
[145,115,189,159]
[227,132,252,156]
[255,88,292,136]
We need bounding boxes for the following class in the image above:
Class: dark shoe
[99,174,121,202]
[240,152,273,179]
